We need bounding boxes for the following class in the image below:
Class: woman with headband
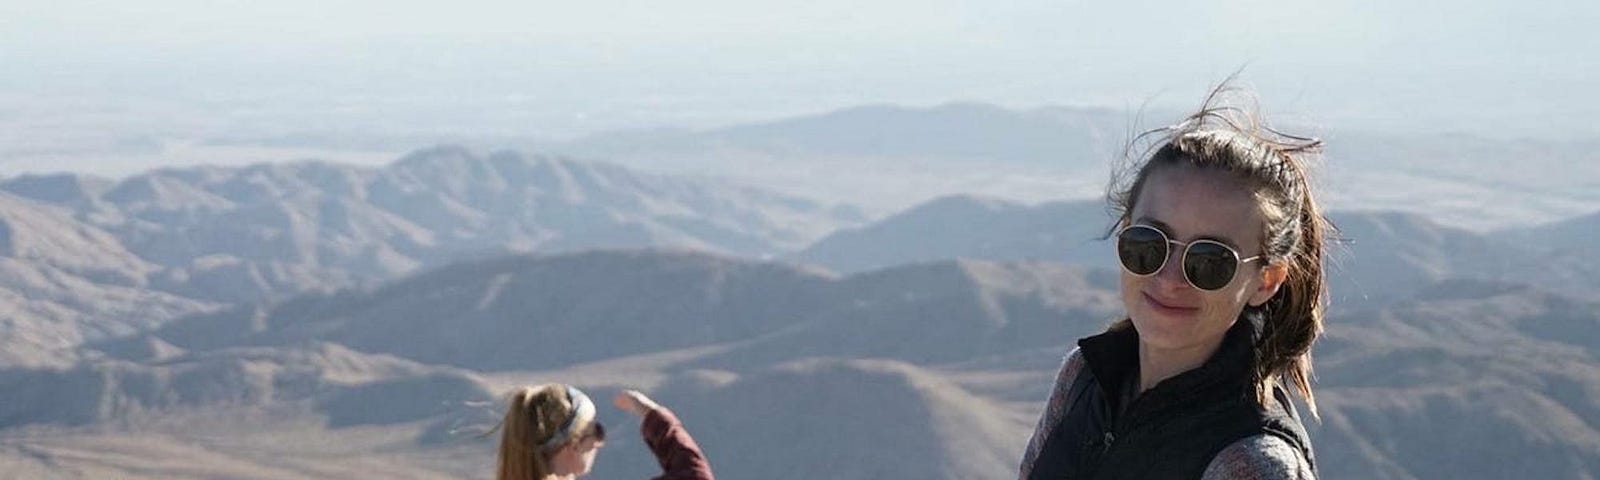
[1020,84,1326,479]
[496,384,714,480]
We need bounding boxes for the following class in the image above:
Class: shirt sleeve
[642,406,716,480]
[1200,434,1316,480]
[1018,347,1086,479]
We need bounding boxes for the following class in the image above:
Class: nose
[1154,243,1189,288]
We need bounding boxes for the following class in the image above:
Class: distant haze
[4,0,1598,177]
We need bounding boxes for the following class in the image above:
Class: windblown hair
[497,384,583,480]
[1107,80,1333,418]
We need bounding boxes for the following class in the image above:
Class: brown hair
[1107,82,1332,417]
[496,384,582,480]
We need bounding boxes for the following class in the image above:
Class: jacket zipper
[1101,388,1144,456]
[1084,421,1125,478]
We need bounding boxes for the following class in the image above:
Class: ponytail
[1252,174,1329,418]
[497,385,568,480]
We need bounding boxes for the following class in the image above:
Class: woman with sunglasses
[497,384,715,480]
[1020,86,1327,480]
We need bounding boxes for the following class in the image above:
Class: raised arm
[614,390,715,480]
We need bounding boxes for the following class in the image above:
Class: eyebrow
[1133,216,1243,249]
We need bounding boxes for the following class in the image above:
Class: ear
[1248,262,1288,307]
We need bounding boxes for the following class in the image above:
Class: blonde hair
[1108,81,1331,418]
[496,384,589,480]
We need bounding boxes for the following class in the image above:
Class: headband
[541,385,596,451]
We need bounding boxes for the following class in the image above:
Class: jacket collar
[1077,309,1263,403]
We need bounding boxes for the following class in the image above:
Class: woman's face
[549,425,605,477]
[1120,164,1285,356]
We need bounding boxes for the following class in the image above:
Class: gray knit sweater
[1018,348,1315,480]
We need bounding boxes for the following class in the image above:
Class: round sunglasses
[1115,224,1266,291]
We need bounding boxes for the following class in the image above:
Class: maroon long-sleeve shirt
[641,407,715,480]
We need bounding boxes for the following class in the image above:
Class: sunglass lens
[592,422,605,442]
[1117,226,1168,275]
[1184,242,1238,290]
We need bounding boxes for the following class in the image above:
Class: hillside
[0,250,1586,478]
[1,147,866,305]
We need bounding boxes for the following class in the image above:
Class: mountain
[0,341,492,432]
[1515,209,1600,253]
[1325,210,1515,303]
[0,173,113,213]
[794,198,1600,304]
[0,146,868,370]
[1327,210,1600,301]
[128,250,845,371]
[123,250,1124,374]
[795,195,1115,274]
[0,146,866,304]
[1503,210,1600,290]
[0,341,497,480]
[591,358,1034,480]
[0,191,213,368]
[0,429,483,480]
[0,191,150,287]
[558,103,1129,169]
[1310,279,1600,479]
[3,249,1600,478]
[686,259,1122,370]
[6,102,1599,478]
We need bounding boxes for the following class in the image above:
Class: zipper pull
[1102,432,1116,452]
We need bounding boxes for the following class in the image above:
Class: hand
[612,389,662,417]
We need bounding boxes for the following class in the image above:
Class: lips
[1143,292,1200,316]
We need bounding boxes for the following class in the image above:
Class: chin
[1129,311,1202,349]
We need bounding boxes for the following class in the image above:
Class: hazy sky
[2,0,1596,174]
